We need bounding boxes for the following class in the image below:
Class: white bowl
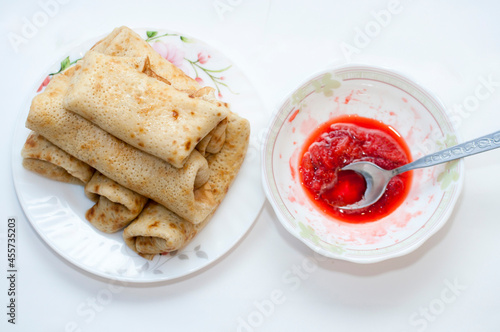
[262,64,464,263]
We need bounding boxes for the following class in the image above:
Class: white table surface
[2,0,500,331]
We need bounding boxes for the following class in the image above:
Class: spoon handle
[393,130,500,175]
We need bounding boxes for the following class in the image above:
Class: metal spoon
[338,130,500,210]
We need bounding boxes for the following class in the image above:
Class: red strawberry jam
[299,115,412,223]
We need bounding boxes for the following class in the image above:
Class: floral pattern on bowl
[262,65,464,263]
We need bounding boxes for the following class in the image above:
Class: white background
[1,0,500,331]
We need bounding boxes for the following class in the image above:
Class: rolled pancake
[26,66,217,225]
[84,172,149,233]
[64,51,229,168]
[123,112,250,259]
[196,117,227,156]
[21,131,94,185]
[91,27,228,156]
[123,201,200,260]
[91,26,199,92]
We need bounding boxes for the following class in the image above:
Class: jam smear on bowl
[299,115,413,223]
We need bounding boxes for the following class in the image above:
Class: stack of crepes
[22,26,250,260]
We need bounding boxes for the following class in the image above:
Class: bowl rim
[261,63,465,263]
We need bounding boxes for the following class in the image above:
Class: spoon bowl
[340,162,395,209]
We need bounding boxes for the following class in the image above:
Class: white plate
[12,28,267,283]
